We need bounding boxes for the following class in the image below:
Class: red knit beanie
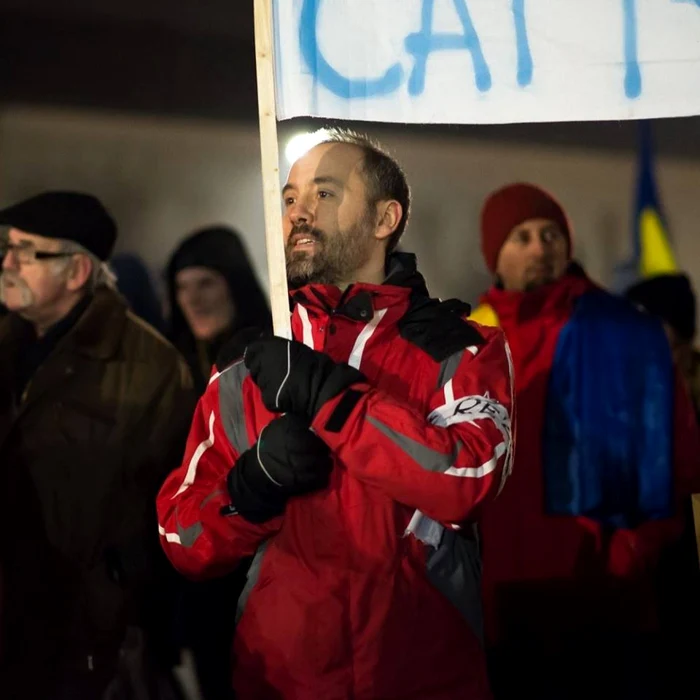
[480,182,572,274]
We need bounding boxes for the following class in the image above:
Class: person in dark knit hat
[166,225,271,394]
[470,183,700,699]
[164,225,270,700]
[626,273,700,420]
[0,191,195,698]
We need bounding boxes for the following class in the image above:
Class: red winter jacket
[157,257,514,700]
[473,270,700,648]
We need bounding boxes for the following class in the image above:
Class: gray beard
[0,272,35,309]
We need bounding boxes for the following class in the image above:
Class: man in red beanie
[478,182,571,292]
[472,183,700,699]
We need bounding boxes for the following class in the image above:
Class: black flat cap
[0,191,117,261]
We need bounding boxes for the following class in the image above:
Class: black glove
[226,413,333,523]
[244,337,364,418]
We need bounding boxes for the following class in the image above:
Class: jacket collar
[0,287,128,362]
[290,252,430,320]
[66,288,129,359]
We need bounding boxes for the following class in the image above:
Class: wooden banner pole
[253,0,291,339]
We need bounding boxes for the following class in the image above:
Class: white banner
[273,0,700,124]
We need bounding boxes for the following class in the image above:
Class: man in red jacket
[472,183,700,700]
[157,129,514,699]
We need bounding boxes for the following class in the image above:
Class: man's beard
[285,215,374,289]
[0,271,34,310]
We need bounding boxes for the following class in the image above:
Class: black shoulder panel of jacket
[215,326,267,372]
[398,296,485,362]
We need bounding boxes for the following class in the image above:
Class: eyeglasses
[0,236,74,265]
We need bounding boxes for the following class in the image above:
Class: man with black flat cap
[0,191,195,698]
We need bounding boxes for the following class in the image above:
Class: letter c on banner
[299,0,404,99]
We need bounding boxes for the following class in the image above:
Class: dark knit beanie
[626,273,696,342]
[0,191,117,261]
[480,183,572,274]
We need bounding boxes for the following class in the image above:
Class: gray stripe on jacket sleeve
[366,415,461,473]
[219,361,251,455]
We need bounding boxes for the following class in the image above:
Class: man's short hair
[57,239,117,293]
[315,128,411,253]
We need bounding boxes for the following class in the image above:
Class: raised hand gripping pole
[254,0,291,339]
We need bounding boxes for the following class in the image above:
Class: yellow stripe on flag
[639,206,678,278]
